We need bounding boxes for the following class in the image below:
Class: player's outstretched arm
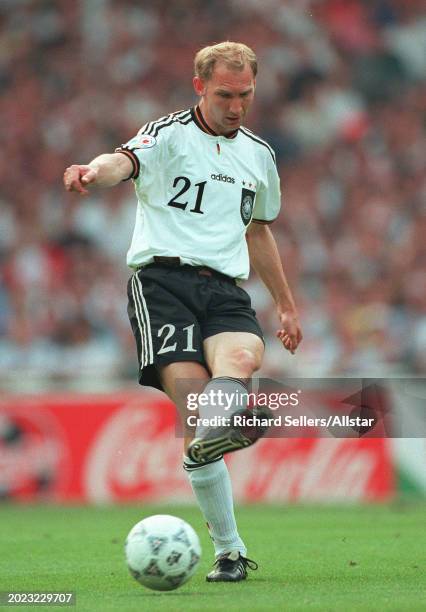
[63,152,134,196]
[246,222,302,354]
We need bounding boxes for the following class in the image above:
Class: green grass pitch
[0,503,425,611]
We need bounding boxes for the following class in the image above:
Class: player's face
[194,62,256,135]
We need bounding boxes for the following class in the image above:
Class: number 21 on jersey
[166,176,206,214]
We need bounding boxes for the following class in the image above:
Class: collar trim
[191,106,238,139]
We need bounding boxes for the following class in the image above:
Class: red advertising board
[0,392,394,503]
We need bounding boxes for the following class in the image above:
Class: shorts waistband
[140,256,236,284]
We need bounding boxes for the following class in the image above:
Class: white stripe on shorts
[132,273,154,367]
[131,275,147,367]
[131,274,153,367]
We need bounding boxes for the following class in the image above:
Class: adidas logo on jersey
[211,173,235,184]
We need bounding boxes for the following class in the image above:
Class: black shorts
[127,263,264,390]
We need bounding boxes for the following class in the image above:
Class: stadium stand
[0,0,424,386]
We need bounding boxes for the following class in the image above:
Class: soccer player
[63,42,302,582]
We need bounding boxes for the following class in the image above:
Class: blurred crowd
[0,0,425,386]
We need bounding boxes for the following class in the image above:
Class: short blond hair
[194,42,257,81]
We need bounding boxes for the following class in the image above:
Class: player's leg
[158,361,249,578]
[128,267,258,580]
[183,332,263,581]
[187,331,271,463]
[204,330,264,377]
[157,360,209,452]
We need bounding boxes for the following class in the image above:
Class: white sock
[184,455,246,558]
[195,377,249,437]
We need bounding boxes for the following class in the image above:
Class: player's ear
[193,76,206,97]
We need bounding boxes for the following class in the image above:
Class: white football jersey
[116,106,281,280]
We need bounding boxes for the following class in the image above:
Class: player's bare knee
[221,347,261,377]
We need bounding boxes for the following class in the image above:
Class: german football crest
[240,188,255,226]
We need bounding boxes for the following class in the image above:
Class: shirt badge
[130,134,157,149]
[240,188,256,226]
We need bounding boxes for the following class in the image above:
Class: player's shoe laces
[187,406,272,463]
[206,551,258,582]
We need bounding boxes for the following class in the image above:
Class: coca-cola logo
[83,400,190,503]
[0,403,69,500]
[81,394,393,503]
[227,438,393,501]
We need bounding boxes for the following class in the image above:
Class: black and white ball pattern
[125,514,201,591]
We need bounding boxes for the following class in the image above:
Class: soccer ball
[125,514,201,591]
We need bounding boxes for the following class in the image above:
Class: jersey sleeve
[252,154,281,224]
[115,128,164,181]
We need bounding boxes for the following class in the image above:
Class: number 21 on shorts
[157,324,197,354]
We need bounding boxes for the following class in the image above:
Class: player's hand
[276,310,303,355]
[63,164,98,196]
